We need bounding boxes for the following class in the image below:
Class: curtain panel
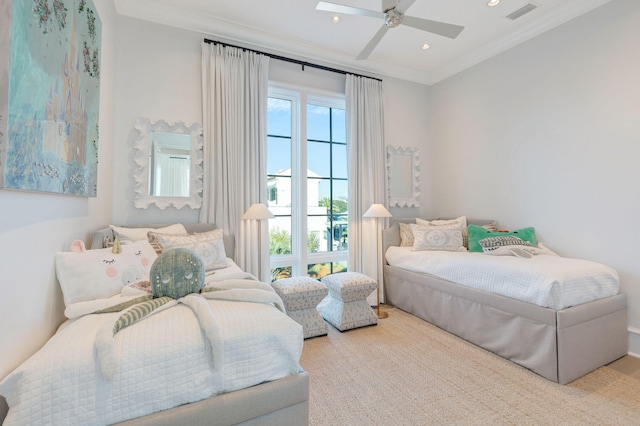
[346,75,387,301]
[200,43,270,281]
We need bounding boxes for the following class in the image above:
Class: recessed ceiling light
[330,15,342,23]
[420,43,431,50]
[487,0,500,6]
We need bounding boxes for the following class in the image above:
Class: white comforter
[0,262,303,426]
[385,247,620,309]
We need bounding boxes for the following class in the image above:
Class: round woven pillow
[150,247,205,299]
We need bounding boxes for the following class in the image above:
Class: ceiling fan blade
[356,25,389,60]
[316,1,385,19]
[402,16,465,39]
[395,0,416,14]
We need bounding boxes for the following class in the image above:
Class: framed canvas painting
[0,0,101,197]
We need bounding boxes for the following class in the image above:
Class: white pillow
[56,239,157,308]
[150,228,228,271]
[410,224,465,252]
[416,216,468,247]
[109,223,187,242]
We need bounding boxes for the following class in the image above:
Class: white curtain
[346,75,387,301]
[162,157,189,197]
[200,42,270,281]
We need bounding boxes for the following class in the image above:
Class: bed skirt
[384,265,628,384]
[114,371,309,426]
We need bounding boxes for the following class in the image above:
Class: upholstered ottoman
[319,272,378,331]
[271,276,329,339]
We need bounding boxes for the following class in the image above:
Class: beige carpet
[300,306,640,425]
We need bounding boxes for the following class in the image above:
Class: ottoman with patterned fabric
[319,272,378,331]
[271,276,329,339]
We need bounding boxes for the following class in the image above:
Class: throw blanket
[94,276,286,379]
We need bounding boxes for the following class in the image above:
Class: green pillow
[467,224,537,253]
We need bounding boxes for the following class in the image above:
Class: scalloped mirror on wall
[132,118,203,210]
[387,145,420,208]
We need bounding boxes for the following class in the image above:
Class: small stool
[271,276,329,339]
[319,272,378,331]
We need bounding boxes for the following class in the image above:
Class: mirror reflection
[389,153,413,199]
[387,145,420,208]
[149,131,191,197]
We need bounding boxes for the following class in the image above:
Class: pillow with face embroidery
[56,239,157,308]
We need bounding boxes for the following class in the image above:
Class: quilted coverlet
[0,273,303,425]
[385,247,619,309]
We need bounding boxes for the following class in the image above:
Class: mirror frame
[387,145,420,208]
[132,118,203,209]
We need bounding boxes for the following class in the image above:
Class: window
[267,86,347,281]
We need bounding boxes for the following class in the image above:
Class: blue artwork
[0,0,101,197]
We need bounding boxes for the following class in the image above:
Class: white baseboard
[627,326,640,358]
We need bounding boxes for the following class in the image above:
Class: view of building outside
[267,91,348,281]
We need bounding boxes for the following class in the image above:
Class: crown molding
[115,0,613,86]
[427,0,614,84]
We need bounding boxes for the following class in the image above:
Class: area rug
[300,306,640,425]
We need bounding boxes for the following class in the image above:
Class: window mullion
[298,93,308,276]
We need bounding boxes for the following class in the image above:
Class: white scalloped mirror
[387,145,420,208]
[132,118,203,209]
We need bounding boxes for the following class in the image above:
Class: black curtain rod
[204,38,382,82]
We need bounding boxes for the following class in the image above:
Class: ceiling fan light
[330,15,342,23]
[384,9,403,28]
[487,0,500,6]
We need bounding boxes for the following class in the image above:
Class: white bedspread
[385,247,619,309]
[0,265,303,426]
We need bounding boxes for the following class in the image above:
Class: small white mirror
[387,146,420,207]
[132,118,203,209]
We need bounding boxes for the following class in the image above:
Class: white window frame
[268,84,347,278]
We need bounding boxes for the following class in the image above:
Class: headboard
[91,223,236,262]
[382,219,415,261]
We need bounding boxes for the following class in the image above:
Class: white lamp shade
[242,203,275,220]
[363,203,392,218]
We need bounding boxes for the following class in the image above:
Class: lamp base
[376,305,389,319]
[377,310,389,319]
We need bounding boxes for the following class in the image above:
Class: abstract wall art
[0,0,101,197]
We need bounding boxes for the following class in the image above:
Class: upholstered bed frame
[96,223,309,425]
[115,371,309,426]
[382,220,628,385]
[0,223,309,426]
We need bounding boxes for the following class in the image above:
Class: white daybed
[382,220,628,385]
[0,224,309,426]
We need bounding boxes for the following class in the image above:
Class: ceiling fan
[316,0,465,60]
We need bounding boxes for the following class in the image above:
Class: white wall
[111,18,430,226]
[112,17,203,225]
[0,0,117,407]
[426,0,640,354]
[383,77,429,219]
